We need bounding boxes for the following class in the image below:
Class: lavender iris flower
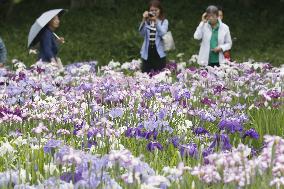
[43,139,62,153]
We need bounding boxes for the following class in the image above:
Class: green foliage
[0,0,284,66]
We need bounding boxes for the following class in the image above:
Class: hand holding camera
[143,11,149,20]
[142,11,157,21]
[148,11,156,18]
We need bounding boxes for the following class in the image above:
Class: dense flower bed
[0,57,284,188]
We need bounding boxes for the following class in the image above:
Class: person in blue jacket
[0,36,7,67]
[139,0,168,73]
[39,14,64,64]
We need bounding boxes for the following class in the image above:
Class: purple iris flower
[243,128,259,140]
[82,140,97,149]
[146,141,163,151]
[125,127,142,138]
[73,122,84,135]
[179,143,198,158]
[87,128,100,139]
[36,66,45,74]
[80,83,93,92]
[220,134,232,151]
[193,127,209,136]
[202,148,214,158]
[209,134,232,151]
[109,108,124,118]
[165,62,177,71]
[266,89,281,99]
[158,109,167,120]
[17,72,26,81]
[201,97,215,106]
[0,106,23,118]
[145,129,158,140]
[213,85,226,95]
[183,90,190,99]
[60,171,83,184]
[218,119,243,133]
[169,136,180,148]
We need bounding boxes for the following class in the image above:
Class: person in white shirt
[194,5,232,67]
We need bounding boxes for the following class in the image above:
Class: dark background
[1,0,284,66]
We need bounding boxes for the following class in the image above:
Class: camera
[148,11,156,17]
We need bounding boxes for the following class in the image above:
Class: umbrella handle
[53,32,65,44]
[53,32,60,39]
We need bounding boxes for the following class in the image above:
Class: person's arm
[139,21,147,36]
[219,28,232,52]
[156,19,168,37]
[139,11,149,36]
[193,22,205,40]
[194,13,208,40]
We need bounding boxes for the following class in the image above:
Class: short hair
[206,5,219,16]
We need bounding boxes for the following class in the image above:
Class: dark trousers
[141,45,166,73]
[209,62,220,67]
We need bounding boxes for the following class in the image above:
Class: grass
[0,0,284,66]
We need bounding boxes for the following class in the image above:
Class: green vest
[209,22,220,64]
